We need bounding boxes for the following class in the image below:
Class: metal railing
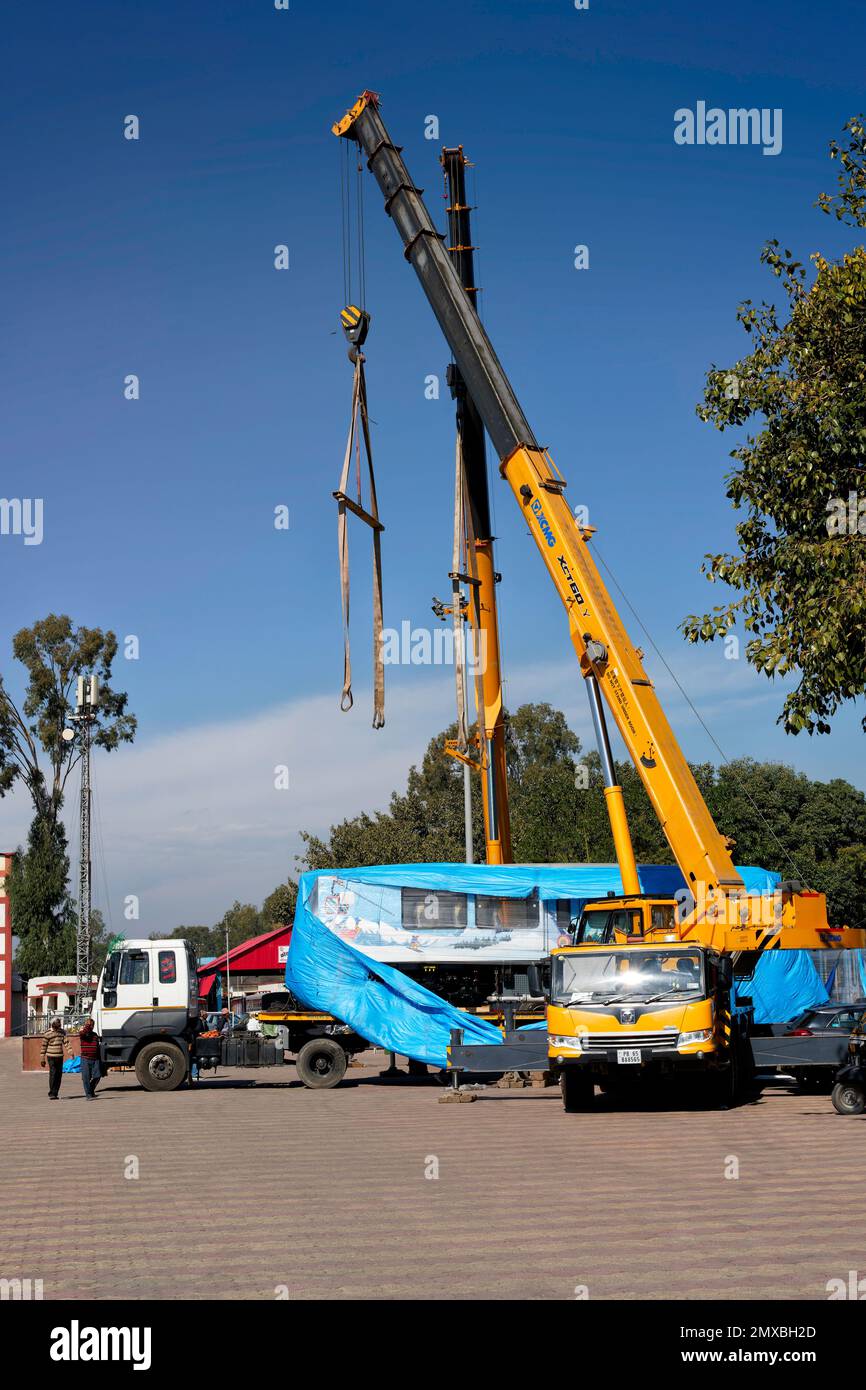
[26,1010,91,1035]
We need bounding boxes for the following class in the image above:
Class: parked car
[779,1002,866,1093]
[784,1002,866,1037]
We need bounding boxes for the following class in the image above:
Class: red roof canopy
[197,925,291,978]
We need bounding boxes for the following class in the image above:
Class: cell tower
[65,675,99,1012]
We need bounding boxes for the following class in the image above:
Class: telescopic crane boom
[333,91,863,955]
[440,145,512,865]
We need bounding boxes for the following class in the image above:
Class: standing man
[78,1017,101,1100]
[40,1019,70,1099]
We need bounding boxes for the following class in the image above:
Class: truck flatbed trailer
[195,1011,367,1089]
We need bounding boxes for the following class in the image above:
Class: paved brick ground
[1,1037,864,1300]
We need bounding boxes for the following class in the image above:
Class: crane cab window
[576,907,643,944]
[651,905,676,934]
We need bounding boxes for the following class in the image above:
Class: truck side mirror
[717,958,733,990]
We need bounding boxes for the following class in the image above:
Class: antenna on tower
[65,675,100,1013]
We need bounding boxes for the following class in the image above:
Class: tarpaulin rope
[334,346,385,728]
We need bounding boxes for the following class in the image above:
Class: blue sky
[2,0,864,928]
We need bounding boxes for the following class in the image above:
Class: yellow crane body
[332,89,865,956]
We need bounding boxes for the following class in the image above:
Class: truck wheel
[832,1080,866,1115]
[560,1069,594,1113]
[296,1038,348,1089]
[716,1038,754,1109]
[135,1041,188,1092]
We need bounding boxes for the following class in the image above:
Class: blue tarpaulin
[736,950,829,1024]
[297,860,779,901]
[286,861,792,1066]
[286,879,502,1066]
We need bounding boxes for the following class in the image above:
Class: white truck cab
[92,939,200,1088]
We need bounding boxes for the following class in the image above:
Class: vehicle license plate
[616,1048,641,1065]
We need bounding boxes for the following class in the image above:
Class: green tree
[2,616,136,979]
[262,882,298,928]
[703,759,866,927]
[214,901,261,952]
[569,753,672,867]
[506,704,583,863]
[9,813,75,976]
[0,614,136,826]
[685,116,866,734]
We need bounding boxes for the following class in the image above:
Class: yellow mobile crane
[333,91,865,1106]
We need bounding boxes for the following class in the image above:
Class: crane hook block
[341,304,371,348]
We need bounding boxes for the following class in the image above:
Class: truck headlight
[548,1035,582,1053]
[677,1029,714,1049]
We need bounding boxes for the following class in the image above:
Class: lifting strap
[334,347,385,728]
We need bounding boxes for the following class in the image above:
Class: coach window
[476,893,538,932]
[401,888,467,930]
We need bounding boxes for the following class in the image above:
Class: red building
[197,925,292,1011]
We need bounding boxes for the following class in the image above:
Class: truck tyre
[135,1041,188,1092]
[560,1069,594,1113]
[296,1038,348,1089]
[716,1036,754,1109]
[832,1079,866,1115]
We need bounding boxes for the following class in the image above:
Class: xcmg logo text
[530,497,556,547]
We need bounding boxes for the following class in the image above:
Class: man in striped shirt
[40,1019,70,1099]
[78,1018,101,1099]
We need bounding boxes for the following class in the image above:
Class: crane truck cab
[548,932,743,1112]
[573,894,681,945]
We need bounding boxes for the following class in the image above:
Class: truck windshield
[551,951,705,1005]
